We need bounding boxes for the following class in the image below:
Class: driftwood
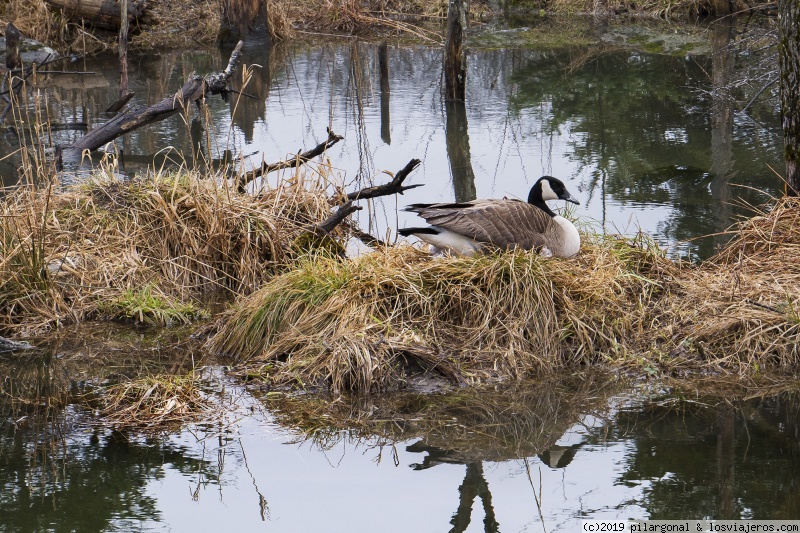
[314,158,422,239]
[61,41,245,160]
[45,0,146,31]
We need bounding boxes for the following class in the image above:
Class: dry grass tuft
[278,0,448,40]
[131,0,221,50]
[664,197,800,374]
[211,232,674,393]
[0,167,337,335]
[1,0,71,50]
[98,372,215,431]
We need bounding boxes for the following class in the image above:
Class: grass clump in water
[664,197,800,374]
[0,167,336,335]
[98,371,216,432]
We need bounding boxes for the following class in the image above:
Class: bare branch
[241,129,344,187]
[315,201,362,236]
[346,158,423,201]
[313,158,423,240]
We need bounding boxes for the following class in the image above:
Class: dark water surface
[1,361,799,532]
[3,19,784,260]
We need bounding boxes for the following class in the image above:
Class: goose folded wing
[413,200,553,250]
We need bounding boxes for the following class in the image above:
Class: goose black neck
[528,182,557,218]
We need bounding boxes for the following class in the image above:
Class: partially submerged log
[45,0,146,31]
[61,41,245,160]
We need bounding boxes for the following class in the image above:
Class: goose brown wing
[411,199,553,249]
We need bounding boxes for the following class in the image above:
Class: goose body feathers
[398,176,580,258]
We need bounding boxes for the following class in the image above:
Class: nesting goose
[398,176,581,257]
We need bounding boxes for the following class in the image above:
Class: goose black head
[528,176,580,207]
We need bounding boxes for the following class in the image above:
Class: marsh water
[2,18,784,260]
[2,17,799,531]
[2,341,799,532]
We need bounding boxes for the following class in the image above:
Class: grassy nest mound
[666,197,800,373]
[0,169,334,334]
[211,232,675,392]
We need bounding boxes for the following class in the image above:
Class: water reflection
[615,391,800,520]
[2,26,785,259]
[445,100,478,202]
[2,344,799,531]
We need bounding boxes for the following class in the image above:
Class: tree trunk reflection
[445,100,477,202]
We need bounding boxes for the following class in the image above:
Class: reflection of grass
[263,373,621,456]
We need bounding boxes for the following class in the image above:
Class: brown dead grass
[0,166,338,335]
[211,231,675,393]
[98,372,217,432]
[665,197,800,374]
[546,0,756,17]
[2,0,770,53]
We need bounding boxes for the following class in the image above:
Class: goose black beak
[563,192,580,205]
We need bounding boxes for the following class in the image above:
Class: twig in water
[524,458,548,533]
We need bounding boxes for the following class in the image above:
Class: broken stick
[313,158,423,241]
[240,129,344,187]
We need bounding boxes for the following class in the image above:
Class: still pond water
[2,18,798,532]
[5,19,784,260]
[1,363,799,531]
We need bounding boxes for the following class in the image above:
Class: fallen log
[45,0,146,31]
[61,41,245,161]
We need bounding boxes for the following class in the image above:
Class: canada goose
[398,176,581,257]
